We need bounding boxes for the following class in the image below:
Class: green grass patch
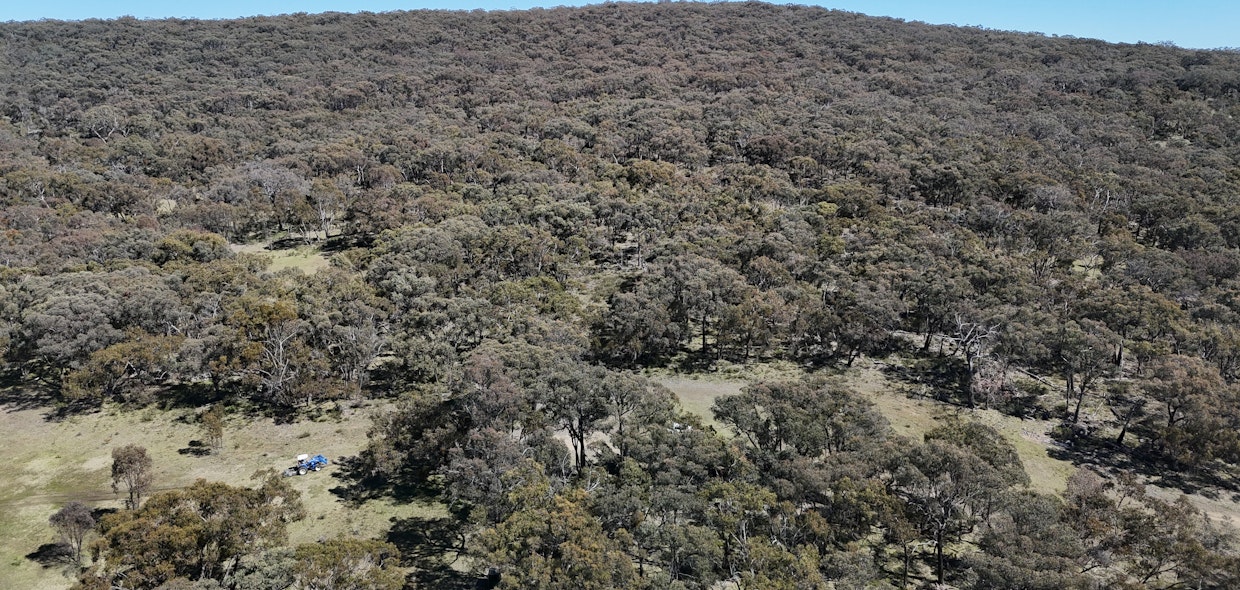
[267,246,330,274]
[230,241,330,275]
[656,376,744,431]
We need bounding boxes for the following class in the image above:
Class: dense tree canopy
[6,2,1240,588]
[79,477,305,589]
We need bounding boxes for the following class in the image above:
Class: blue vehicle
[284,453,329,476]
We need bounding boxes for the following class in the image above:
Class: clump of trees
[77,476,304,589]
[355,364,1240,588]
[61,474,405,590]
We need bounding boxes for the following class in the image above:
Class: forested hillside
[3,2,1240,588]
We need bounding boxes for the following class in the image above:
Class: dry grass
[655,376,743,431]
[660,360,1240,524]
[267,246,331,274]
[229,241,330,274]
[0,400,439,590]
[651,360,808,430]
[849,364,1077,496]
[661,362,1089,499]
[9,357,1240,588]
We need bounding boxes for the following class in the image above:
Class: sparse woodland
[3,2,1240,588]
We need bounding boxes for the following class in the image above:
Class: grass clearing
[230,241,330,274]
[656,376,743,431]
[651,359,809,430]
[661,362,1090,499]
[267,246,331,274]
[661,360,1240,520]
[0,399,430,590]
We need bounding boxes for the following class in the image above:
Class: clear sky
[1,1,1236,50]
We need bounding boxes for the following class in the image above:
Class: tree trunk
[935,532,945,584]
[1072,388,1086,424]
[575,436,586,470]
[700,311,709,355]
[965,355,977,409]
[1065,370,1075,418]
[901,543,912,589]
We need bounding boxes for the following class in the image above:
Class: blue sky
[1,1,1236,50]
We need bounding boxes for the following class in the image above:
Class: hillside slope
[3,4,1240,589]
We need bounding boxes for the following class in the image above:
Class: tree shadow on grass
[269,236,314,249]
[321,234,370,252]
[159,382,337,425]
[0,369,104,422]
[26,542,75,568]
[388,515,466,564]
[881,355,970,407]
[328,454,443,506]
[387,515,488,590]
[159,382,235,410]
[0,369,59,412]
[671,350,717,375]
[26,543,88,581]
[328,454,390,504]
[1046,429,1240,497]
[329,455,493,588]
[177,440,213,456]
